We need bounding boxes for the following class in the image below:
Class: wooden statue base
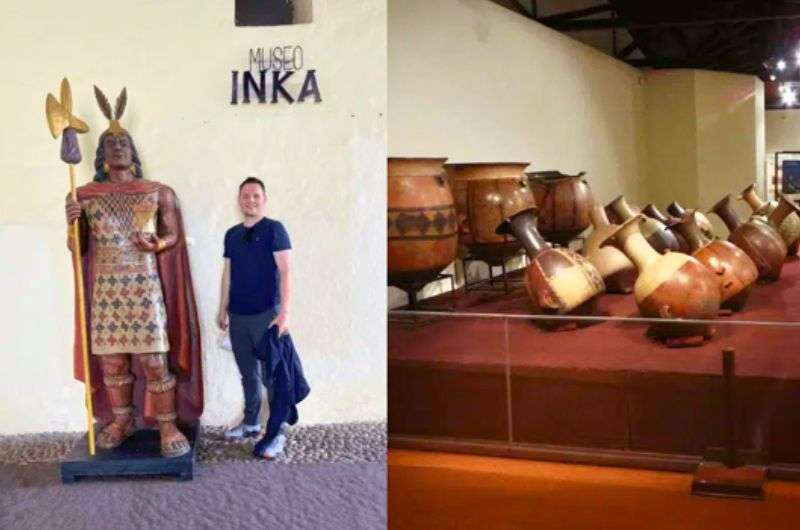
[60,422,199,484]
[691,448,766,500]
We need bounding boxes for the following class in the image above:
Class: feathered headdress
[93,85,127,135]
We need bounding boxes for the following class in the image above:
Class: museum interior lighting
[781,86,798,106]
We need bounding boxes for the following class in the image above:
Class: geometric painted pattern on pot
[83,190,170,355]
[388,205,457,239]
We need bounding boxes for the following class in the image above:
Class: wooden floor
[389,450,800,530]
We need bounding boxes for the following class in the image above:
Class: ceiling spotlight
[770,74,777,81]
[781,87,797,106]
[778,59,787,71]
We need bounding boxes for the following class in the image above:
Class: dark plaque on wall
[782,160,800,194]
[236,0,294,26]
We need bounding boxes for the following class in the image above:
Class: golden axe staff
[46,78,96,455]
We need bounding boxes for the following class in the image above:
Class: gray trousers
[228,308,278,426]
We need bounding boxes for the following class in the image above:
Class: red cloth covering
[389,257,800,379]
[72,179,203,425]
[389,259,800,455]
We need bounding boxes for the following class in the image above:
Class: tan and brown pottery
[388,157,458,290]
[642,203,691,253]
[674,211,758,313]
[602,215,720,347]
[667,201,715,239]
[446,168,469,256]
[582,206,637,293]
[527,170,594,246]
[608,195,681,254]
[604,198,627,225]
[447,162,535,264]
[709,194,787,283]
[497,208,605,331]
[738,184,800,256]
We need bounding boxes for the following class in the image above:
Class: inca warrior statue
[63,85,203,457]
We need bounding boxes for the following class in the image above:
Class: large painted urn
[387,157,458,291]
[738,185,800,256]
[497,208,605,330]
[709,194,787,282]
[674,211,758,312]
[527,170,594,246]
[602,215,720,347]
[447,162,535,264]
[607,196,681,254]
[582,205,637,293]
[642,203,691,253]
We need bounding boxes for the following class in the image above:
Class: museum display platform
[60,422,199,483]
[389,257,800,477]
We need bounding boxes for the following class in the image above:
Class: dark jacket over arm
[253,327,310,456]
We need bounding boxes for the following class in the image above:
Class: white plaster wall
[641,69,763,235]
[388,0,647,308]
[641,70,699,210]
[695,71,763,231]
[0,0,387,433]
[755,85,766,199]
[766,110,800,153]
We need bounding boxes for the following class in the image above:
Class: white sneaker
[224,422,261,440]
[260,434,287,460]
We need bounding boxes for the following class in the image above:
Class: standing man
[217,177,292,458]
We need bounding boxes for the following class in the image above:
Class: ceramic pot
[608,196,681,254]
[527,170,594,246]
[497,208,605,330]
[446,169,469,257]
[709,194,787,282]
[642,204,691,253]
[674,211,758,312]
[602,215,720,346]
[667,201,715,239]
[447,162,535,264]
[388,157,458,289]
[738,184,800,256]
[582,206,637,293]
[604,199,625,225]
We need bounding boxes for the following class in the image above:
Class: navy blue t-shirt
[224,217,291,315]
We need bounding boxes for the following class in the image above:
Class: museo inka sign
[231,46,322,105]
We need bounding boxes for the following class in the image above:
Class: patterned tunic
[82,189,170,355]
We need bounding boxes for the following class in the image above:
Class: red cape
[72,179,203,425]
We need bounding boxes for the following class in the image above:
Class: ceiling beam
[548,12,800,32]
[507,0,533,18]
[536,4,612,24]
[626,58,705,68]
[615,40,639,59]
